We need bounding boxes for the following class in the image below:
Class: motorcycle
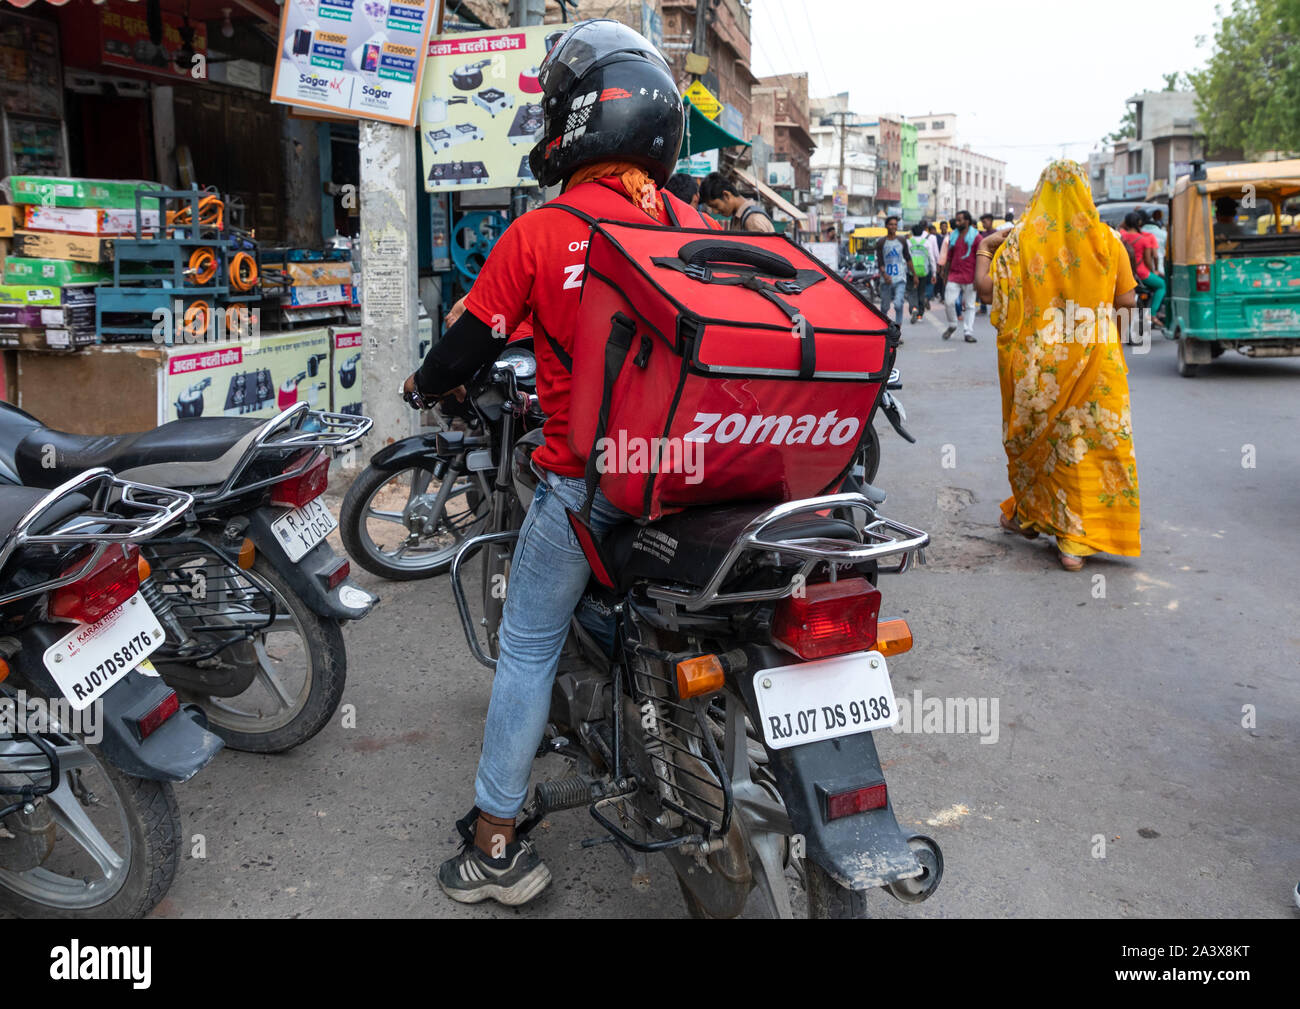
[0,401,376,753]
[339,344,543,581]
[438,345,944,918]
[841,260,880,303]
[0,468,223,917]
[856,368,916,485]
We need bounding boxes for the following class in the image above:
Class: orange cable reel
[183,300,211,340]
[188,247,217,285]
[228,251,258,292]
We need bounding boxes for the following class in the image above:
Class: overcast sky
[748,0,1226,189]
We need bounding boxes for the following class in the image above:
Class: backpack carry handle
[678,239,797,279]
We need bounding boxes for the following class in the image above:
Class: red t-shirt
[1120,230,1156,279]
[464,178,714,477]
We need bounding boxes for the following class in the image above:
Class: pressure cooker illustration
[276,353,328,409]
[450,58,493,90]
[174,376,212,419]
[339,352,362,389]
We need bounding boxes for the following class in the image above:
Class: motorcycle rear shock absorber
[138,575,194,651]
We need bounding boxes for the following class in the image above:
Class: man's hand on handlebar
[402,371,466,412]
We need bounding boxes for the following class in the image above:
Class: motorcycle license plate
[271,497,337,562]
[753,650,898,750]
[42,593,164,711]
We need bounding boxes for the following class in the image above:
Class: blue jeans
[882,279,906,324]
[474,473,627,819]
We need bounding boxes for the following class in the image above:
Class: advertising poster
[419,23,562,192]
[164,331,331,423]
[270,0,441,125]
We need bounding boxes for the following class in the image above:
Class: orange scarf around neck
[565,160,665,221]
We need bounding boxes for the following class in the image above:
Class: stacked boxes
[0,284,97,350]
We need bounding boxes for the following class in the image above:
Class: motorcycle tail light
[1196,264,1211,292]
[137,690,179,741]
[676,654,725,699]
[875,618,913,656]
[771,578,880,660]
[825,782,888,821]
[50,544,141,624]
[271,452,329,508]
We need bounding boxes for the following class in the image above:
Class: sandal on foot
[1057,550,1084,571]
[999,515,1038,539]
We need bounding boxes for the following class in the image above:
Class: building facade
[809,93,877,229]
[918,141,1006,221]
[752,72,815,199]
[864,116,903,217]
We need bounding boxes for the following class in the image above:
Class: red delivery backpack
[542,183,897,525]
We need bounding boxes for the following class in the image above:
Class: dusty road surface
[161,310,1300,919]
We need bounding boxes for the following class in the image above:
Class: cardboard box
[0,305,96,330]
[285,261,353,286]
[4,257,113,285]
[329,326,363,416]
[13,231,115,263]
[24,205,159,236]
[0,284,96,308]
[43,328,97,351]
[17,329,332,433]
[3,176,160,209]
[0,206,16,238]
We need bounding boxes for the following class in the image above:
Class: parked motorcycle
[339,344,543,580]
[437,346,944,918]
[0,402,376,753]
[841,260,880,303]
[856,368,916,485]
[0,468,223,917]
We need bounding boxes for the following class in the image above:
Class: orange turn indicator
[875,618,913,656]
[676,654,726,699]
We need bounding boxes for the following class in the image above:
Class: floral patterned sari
[990,160,1141,557]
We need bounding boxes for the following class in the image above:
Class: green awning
[682,96,750,156]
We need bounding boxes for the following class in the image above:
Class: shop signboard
[1123,172,1150,199]
[271,0,441,126]
[674,149,718,179]
[832,185,847,222]
[1107,178,1124,201]
[640,2,664,53]
[719,102,743,140]
[683,80,720,120]
[96,0,208,79]
[419,23,555,191]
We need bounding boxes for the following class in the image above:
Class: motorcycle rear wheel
[805,861,871,919]
[192,555,346,753]
[0,742,180,919]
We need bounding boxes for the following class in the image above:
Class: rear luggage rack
[645,492,929,611]
[0,468,194,607]
[197,402,373,502]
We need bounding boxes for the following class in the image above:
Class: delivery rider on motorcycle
[401,19,717,907]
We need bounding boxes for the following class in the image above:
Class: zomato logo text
[686,409,861,447]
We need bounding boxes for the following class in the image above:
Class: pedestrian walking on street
[875,215,914,332]
[975,159,1142,571]
[908,222,936,322]
[942,209,979,342]
[925,223,941,306]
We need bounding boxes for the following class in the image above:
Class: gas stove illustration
[223,368,275,415]
[473,87,514,117]
[507,103,543,145]
[426,122,485,151]
[427,160,490,186]
[517,155,535,183]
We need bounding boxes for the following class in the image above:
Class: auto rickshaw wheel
[1177,336,1199,377]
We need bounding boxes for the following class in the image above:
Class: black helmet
[529,19,683,188]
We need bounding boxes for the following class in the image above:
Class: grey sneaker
[942,325,956,340]
[438,838,552,906]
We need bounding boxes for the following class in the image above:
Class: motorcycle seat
[0,485,92,544]
[14,417,264,490]
[602,502,860,593]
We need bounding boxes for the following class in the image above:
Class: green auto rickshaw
[1167,159,1300,376]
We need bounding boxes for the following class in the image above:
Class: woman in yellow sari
[974,160,1141,570]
